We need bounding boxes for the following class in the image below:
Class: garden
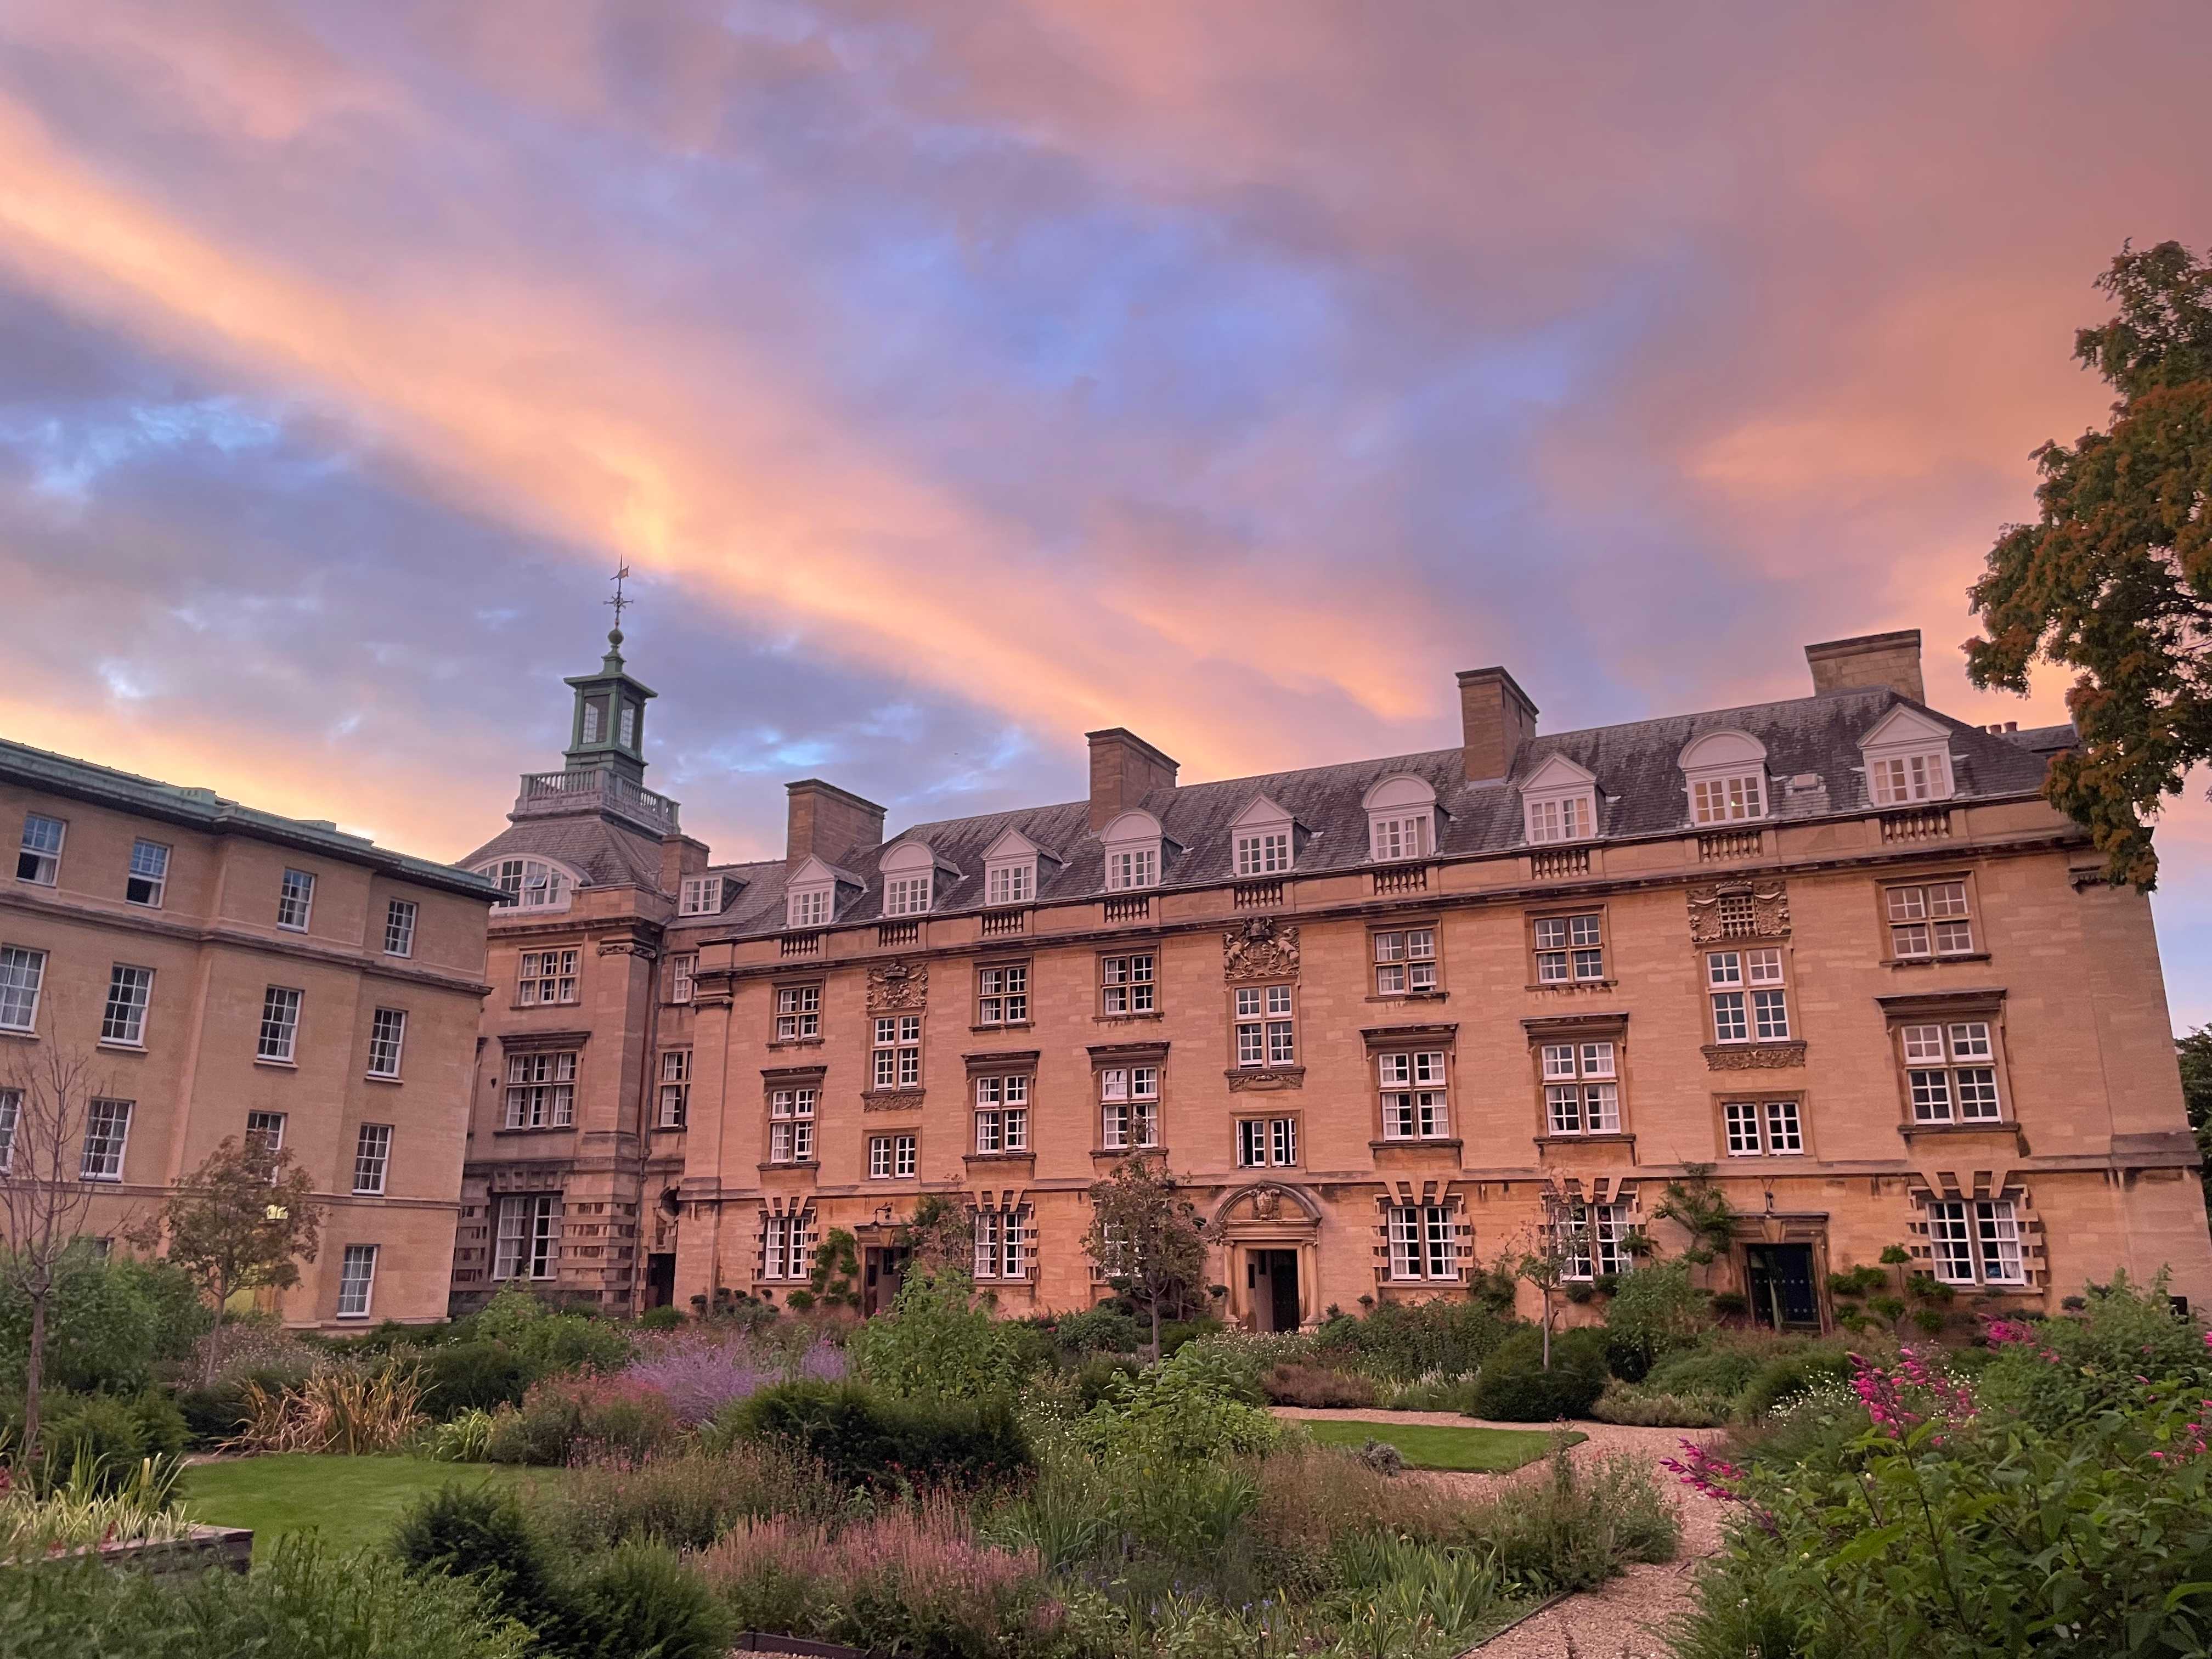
[5,1156,2212,1656]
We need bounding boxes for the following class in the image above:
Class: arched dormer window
[1520,754,1599,844]
[1679,731,1770,825]
[879,839,944,918]
[1229,794,1296,876]
[1857,707,1956,806]
[1101,810,1165,891]
[477,856,579,911]
[1363,775,1437,862]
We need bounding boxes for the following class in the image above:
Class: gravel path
[1270,1409,1725,1657]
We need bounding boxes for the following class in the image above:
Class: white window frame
[257,986,302,1063]
[1886,880,1975,960]
[1387,1204,1458,1280]
[100,964,153,1047]
[1555,1201,1632,1280]
[352,1122,392,1194]
[277,868,315,931]
[127,839,169,907]
[245,1109,286,1156]
[768,1087,816,1164]
[0,945,44,1032]
[973,1074,1030,1154]
[494,1194,559,1280]
[336,1244,378,1319]
[482,857,572,911]
[668,952,697,1005]
[16,813,64,885]
[761,1210,814,1281]
[1373,928,1437,996]
[985,860,1034,906]
[504,1051,577,1128]
[1900,1020,2002,1124]
[1363,775,1438,864]
[658,1049,690,1128]
[1099,1065,1160,1150]
[1235,1115,1297,1167]
[973,1205,1029,1280]
[1533,912,1605,984]
[517,949,580,1006]
[1926,1198,2024,1285]
[1101,952,1155,1015]
[0,1087,19,1173]
[1234,984,1295,1068]
[872,1014,922,1090]
[1707,949,1788,1044]
[976,962,1029,1026]
[678,876,724,916]
[773,983,821,1041]
[1101,811,1165,892]
[1869,751,1951,805]
[1235,830,1291,876]
[366,1008,407,1079]
[80,1098,132,1181]
[1525,793,1594,843]
[883,873,932,916]
[1542,1040,1621,1135]
[1680,731,1771,826]
[786,883,832,929]
[1378,1049,1451,1140]
[382,898,417,957]
[1724,1098,1803,1156]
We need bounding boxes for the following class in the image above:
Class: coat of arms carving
[866,960,928,1012]
[1223,917,1300,983]
[1686,881,1790,944]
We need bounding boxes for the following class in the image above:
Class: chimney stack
[1457,667,1538,783]
[1086,729,1178,831]
[1805,630,1924,703]
[785,779,886,870]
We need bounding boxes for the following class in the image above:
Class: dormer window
[1679,731,1771,826]
[878,839,946,919]
[1857,707,1957,807]
[980,826,1046,908]
[679,876,726,916]
[1101,811,1165,891]
[1228,794,1296,877]
[1519,754,1600,845]
[1362,775,1438,863]
[479,857,573,910]
[785,854,842,930]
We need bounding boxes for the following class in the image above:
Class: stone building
[0,738,498,1327]
[457,626,2212,1328]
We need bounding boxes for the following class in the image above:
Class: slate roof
[461,814,669,891]
[0,737,503,900]
[463,686,2066,938]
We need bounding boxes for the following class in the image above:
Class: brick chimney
[1086,729,1179,831]
[1805,630,1925,703]
[1456,667,1538,783]
[785,779,886,870]
[659,833,710,898]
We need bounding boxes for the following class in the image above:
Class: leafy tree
[2179,1027,2212,1222]
[1085,1154,1209,1360]
[1967,239,2212,888]
[1508,1197,1591,1371]
[896,1193,974,1274]
[844,1266,1012,1397]
[1652,1163,1738,1291]
[0,1043,109,1467]
[134,1138,323,1383]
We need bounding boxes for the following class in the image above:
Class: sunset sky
[5,2,2212,1025]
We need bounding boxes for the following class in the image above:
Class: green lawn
[1299,1419,1581,1472]
[183,1455,544,1559]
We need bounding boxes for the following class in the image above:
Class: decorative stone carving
[1700,1041,1808,1071]
[1686,879,1791,943]
[861,1089,926,1113]
[1223,917,1300,983]
[867,960,928,1012]
[1224,1065,1306,1093]
[596,935,658,960]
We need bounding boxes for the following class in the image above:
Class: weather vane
[605,562,633,634]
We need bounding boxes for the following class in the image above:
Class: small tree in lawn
[0,1043,108,1470]
[139,1137,323,1382]
[1085,1154,1208,1362]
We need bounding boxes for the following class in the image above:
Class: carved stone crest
[1223,917,1300,983]
[1686,880,1791,944]
[1700,1041,1807,1071]
[867,960,928,1012]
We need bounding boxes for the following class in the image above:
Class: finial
[605,562,633,635]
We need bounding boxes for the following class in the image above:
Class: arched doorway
[1214,1181,1323,1331]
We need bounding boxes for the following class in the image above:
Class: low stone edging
[96,1526,253,1577]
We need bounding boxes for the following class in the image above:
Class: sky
[4,2,2212,1025]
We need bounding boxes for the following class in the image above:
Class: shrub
[701,1497,1054,1658]
[391,1482,563,1637]
[425,1408,498,1463]
[558,1541,731,1659]
[1073,1353,1140,1410]
[1311,1299,1518,1382]
[1352,1437,1406,1476]
[470,1285,631,1378]
[715,1380,1032,1489]
[1737,1346,1854,1420]
[1159,1317,1223,1357]
[1644,1344,1766,1401]
[420,1340,535,1418]
[1470,1364,1606,1423]
[845,1269,1014,1399]
[1263,1362,1378,1408]
[537,1444,841,1555]
[1475,1447,1679,1594]
[1381,1373,1485,1413]
[236,1365,427,1454]
[3,1390,185,1491]
[635,1306,685,1331]
[1079,1345,1283,1462]
[0,1536,527,1659]
[1979,1270,2210,1431]
[1590,1380,1734,1428]
[0,1248,161,1395]
[622,1330,843,1426]
[484,1374,678,1468]
[1602,1262,1709,1382]
[1051,1305,1144,1354]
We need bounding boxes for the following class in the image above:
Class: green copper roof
[0,736,504,901]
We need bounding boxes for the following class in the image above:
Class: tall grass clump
[235,1364,427,1453]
